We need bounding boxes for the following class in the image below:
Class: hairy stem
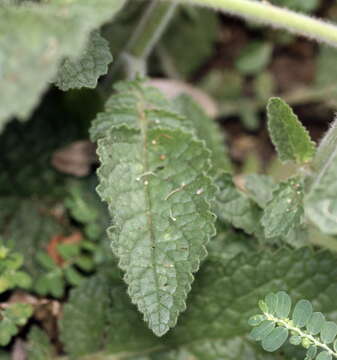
[118,1,177,78]
[179,0,337,47]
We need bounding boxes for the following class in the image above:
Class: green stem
[121,1,177,77]
[179,0,337,47]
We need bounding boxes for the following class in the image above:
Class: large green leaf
[0,0,125,130]
[267,98,316,164]
[91,80,216,336]
[55,31,112,91]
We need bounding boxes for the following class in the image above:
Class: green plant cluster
[1,0,337,359]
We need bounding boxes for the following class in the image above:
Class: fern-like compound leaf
[92,80,216,336]
[55,31,112,91]
[250,291,337,359]
[267,97,316,164]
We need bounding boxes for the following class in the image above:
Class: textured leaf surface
[55,31,112,91]
[267,98,316,164]
[92,80,216,336]
[60,273,112,357]
[60,273,162,358]
[60,248,337,357]
[215,173,262,236]
[305,127,337,234]
[174,94,232,175]
[261,177,305,240]
[0,0,125,130]
[97,127,215,336]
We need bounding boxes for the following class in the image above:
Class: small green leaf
[261,177,304,241]
[265,293,278,316]
[316,351,332,360]
[320,321,337,344]
[289,335,301,345]
[275,291,291,319]
[248,315,267,326]
[235,41,273,75]
[36,252,56,271]
[215,173,263,236]
[64,267,85,286]
[57,243,80,260]
[267,97,316,164]
[258,300,269,313]
[305,346,317,360]
[292,300,313,328]
[262,327,288,352]
[250,320,275,341]
[307,312,325,335]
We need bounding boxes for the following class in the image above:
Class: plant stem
[179,0,337,47]
[118,1,177,78]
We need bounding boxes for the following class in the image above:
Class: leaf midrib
[136,93,163,332]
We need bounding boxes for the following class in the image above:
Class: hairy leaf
[215,173,262,236]
[55,31,112,91]
[261,177,305,241]
[96,126,215,336]
[174,94,232,175]
[267,97,316,164]
[90,80,189,142]
[0,0,125,130]
[92,80,216,336]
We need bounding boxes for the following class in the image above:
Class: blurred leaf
[243,174,276,208]
[27,326,55,360]
[0,0,125,130]
[55,31,112,91]
[174,94,233,175]
[159,6,218,77]
[0,303,33,346]
[235,41,273,75]
[215,173,263,236]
